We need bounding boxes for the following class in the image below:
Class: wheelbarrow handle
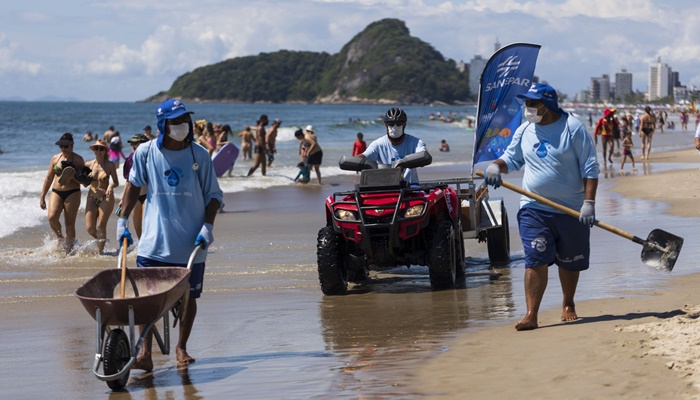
[186,243,206,270]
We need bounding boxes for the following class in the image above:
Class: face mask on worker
[387,124,404,139]
[168,123,190,142]
[524,105,546,124]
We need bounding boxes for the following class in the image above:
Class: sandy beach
[1,139,699,399]
[416,147,700,399]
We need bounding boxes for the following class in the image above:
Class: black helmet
[384,108,407,123]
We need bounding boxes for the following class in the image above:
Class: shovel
[475,170,684,272]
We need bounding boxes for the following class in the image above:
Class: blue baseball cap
[156,98,194,147]
[516,83,560,112]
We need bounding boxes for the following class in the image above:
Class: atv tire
[428,219,456,290]
[486,205,510,266]
[317,226,348,295]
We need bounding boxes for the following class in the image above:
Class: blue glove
[484,163,502,189]
[195,223,214,249]
[116,217,133,247]
[579,200,596,227]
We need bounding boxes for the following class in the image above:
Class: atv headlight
[403,204,424,218]
[335,209,358,221]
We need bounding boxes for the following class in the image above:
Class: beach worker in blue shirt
[483,83,600,331]
[116,98,223,369]
[360,108,428,184]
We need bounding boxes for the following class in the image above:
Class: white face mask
[168,123,190,142]
[524,106,545,124]
[387,125,404,139]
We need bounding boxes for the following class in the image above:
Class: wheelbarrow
[75,246,202,391]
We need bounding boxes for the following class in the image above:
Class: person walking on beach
[266,119,281,167]
[695,122,700,151]
[359,108,428,185]
[619,129,636,173]
[594,108,615,167]
[639,106,656,160]
[247,115,268,177]
[108,131,126,168]
[238,126,254,160]
[40,133,87,254]
[84,140,119,254]
[483,83,599,331]
[116,99,223,369]
[300,125,323,184]
[120,134,150,239]
[352,132,367,156]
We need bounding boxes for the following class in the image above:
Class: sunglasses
[93,147,106,152]
[386,121,405,127]
[525,99,544,107]
[59,145,71,149]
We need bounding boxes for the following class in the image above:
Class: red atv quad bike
[316,151,467,295]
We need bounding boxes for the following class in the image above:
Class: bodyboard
[212,143,239,177]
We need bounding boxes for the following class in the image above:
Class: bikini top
[54,156,74,175]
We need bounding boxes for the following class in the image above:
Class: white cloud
[0,34,41,75]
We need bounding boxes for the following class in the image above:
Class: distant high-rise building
[648,57,672,101]
[468,39,503,97]
[589,74,611,102]
[615,69,633,100]
[468,54,487,96]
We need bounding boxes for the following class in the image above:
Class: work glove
[116,217,133,247]
[579,200,596,227]
[484,163,502,189]
[195,223,214,249]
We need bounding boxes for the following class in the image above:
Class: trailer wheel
[317,227,348,295]
[103,328,131,391]
[487,206,510,265]
[428,219,456,290]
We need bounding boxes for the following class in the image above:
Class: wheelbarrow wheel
[104,328,130,391]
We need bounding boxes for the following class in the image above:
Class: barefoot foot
[515,316,538,331]
[176,347,195,365]
[133,355,154,371]
[561,305,578,322]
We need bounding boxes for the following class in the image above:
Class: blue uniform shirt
[499,113,599,212]
[129,141,223,264]
[362,134,427,183]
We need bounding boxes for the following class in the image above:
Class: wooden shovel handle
[120,237,128,298]
[475,170,636,242]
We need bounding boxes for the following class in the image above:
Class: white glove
[484,163,502,189]
[579,200,595,227]
[195,223,214,249]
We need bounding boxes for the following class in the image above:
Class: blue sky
[1,0,698,101]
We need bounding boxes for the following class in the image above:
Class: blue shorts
[136,256,206,298]
[517,207,590,271]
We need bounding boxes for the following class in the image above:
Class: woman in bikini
[40,133,86,253]
[639,106,657,160]
[85,140,119,254]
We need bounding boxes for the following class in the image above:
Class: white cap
[305,125,314,132]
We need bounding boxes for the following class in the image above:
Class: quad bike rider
[316,108,466,295]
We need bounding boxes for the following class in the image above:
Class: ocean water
[0,102,476,239]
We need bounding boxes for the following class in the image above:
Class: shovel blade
[641,229,684,272]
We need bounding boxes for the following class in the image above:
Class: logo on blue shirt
[533,140,551,158]
[164,167,184,187]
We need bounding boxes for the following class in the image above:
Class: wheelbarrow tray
[75,267,190,326]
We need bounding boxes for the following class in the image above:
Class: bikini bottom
[52,188,80,201]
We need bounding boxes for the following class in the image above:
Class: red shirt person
[352,132,367,156]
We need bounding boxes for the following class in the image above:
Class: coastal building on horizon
[615,69,633,100]
[648,57,673,101]
[589,74,611,102]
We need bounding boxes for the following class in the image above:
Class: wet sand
[416,148,700,399]
[1,145,699,399]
